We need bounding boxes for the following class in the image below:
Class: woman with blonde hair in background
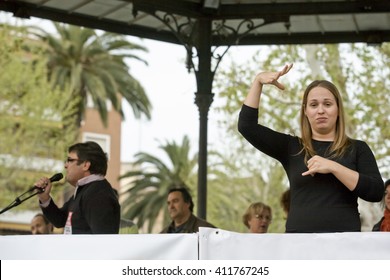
[243,202,272,233]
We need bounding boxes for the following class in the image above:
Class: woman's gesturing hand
[256,63,293,90]
[302,155,334,177]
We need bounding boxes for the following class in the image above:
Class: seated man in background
[30,213,53,234]
[161,187,216,233]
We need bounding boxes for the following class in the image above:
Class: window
[82,133,111,159]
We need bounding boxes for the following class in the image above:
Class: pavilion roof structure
[2,0,390,219]
[1,0,390,46]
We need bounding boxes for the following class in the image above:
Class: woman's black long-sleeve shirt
[238,104,384,233]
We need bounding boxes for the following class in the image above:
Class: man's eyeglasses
[65,158,80,164]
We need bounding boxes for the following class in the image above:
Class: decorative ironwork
[133,7,289,73]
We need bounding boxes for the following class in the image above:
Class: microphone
[29,173,64,191]
[49,173,63,182]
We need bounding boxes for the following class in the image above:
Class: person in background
[372,179,390,231]
[30,213,53,234]
[160,187,216,233]
[280,189,291,219]
[238,64,383,233]
[34,141,120,234]
[242,202,272,233]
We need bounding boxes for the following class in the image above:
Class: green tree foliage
[206,150,287,233]
[120,136,198,233]
[33,22,152,126]
[0,26,78,211]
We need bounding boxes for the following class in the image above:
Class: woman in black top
[238,64,383,233]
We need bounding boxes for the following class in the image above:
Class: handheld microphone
[29,173,64,191]
[48,173,64,182]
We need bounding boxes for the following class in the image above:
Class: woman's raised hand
[256,63,293,90]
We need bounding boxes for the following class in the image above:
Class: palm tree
[34,22,151,126]
[120,136,198,233]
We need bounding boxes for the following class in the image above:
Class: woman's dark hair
[168,187,194,212]
[381,179,390,209]
[280,189,291,214]
[68,141,108,175]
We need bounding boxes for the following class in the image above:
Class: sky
[121,39,262,163]
[1,12,260,163]
[121,39,200,163]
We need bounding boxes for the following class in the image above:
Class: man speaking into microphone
[35,141,120,234]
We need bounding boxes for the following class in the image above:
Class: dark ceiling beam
[0,1,181,43]
[224,31,390,46]
[219,0,390,19]
[131,0,202,18]
[130,0,390,19]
